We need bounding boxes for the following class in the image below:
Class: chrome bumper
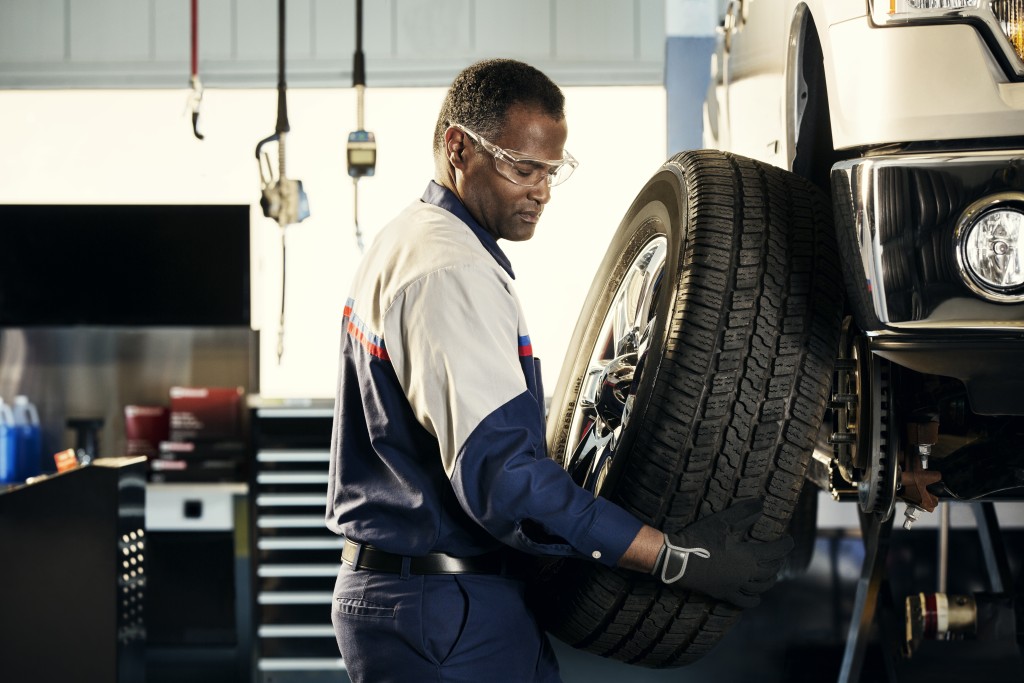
[831,150,1024,333]
[831,150,1024,414]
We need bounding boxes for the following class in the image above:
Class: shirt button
[591,550,602,559]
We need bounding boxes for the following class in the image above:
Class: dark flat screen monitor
[0,204,250,326]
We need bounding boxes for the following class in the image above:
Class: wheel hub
[581,352,638,430]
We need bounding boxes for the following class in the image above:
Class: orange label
[53,449,79,473]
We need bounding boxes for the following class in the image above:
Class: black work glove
[650,499,793,608]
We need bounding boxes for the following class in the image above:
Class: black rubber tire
[778,479,820,580]
[531,150,844,667]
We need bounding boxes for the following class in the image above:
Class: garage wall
[0,0,665,88]
[0,0,681,399]
[0,85,667,399]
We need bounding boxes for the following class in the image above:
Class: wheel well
[790,11,850,195]
[790,9,855,325]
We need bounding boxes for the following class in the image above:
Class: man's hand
[650,499,793,608]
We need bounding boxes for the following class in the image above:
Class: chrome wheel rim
[564,235,668,495]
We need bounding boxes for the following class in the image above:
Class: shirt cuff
[581,498,645,568]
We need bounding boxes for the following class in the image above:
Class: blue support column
[665,0,719,156]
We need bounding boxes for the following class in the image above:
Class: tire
[530,150,844,667]
[778,479,820,580]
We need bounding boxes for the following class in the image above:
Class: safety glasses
[451,123,578,187]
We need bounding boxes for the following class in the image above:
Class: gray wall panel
[69,0,150,62]
[0,0,665,88]
[201,0,237,61]
[474,0,552,59]
[312,0,351,60]
[236,0,278,62]
[638,0,666,60]
[554,0,635,60]
[153,0,188,63]
[394,0,474,59]
[0,0,66,64]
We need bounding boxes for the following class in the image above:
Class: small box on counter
[169,386,243,441]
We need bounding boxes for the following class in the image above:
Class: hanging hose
[355,0,365,131]
[274,0,288,365]
[255,0,310,364]
[188,0,204,139]
[347,0,375,252]
[353,0,365,252]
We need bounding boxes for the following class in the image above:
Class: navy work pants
[332,564,562,682]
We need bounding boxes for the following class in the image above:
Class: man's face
[452,104,569,242]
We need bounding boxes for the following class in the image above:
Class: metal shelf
[250,407,342,683]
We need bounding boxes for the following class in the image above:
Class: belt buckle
[346,539,366,571]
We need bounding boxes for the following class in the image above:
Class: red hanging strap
[188,0,204,139]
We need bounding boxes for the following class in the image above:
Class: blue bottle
[0,399,16,484]
[13,395,41,481]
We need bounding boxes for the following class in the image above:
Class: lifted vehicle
[530,0,1024,674]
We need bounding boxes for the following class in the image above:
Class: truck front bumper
[832,150,1024,414]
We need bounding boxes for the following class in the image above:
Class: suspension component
[901,415,942,530]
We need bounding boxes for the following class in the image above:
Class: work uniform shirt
[325,181,642,567]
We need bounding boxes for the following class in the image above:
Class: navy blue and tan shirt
[325,181,643,567]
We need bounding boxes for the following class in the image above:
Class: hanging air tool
[187,0,204,139]
[347,0,375,252]
[255,0,310,364]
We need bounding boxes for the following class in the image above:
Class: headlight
[955,193,1024,301]
[993,1,1024,62]
[871,1,1024,76]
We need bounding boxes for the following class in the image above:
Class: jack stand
[973,502,1013,594]
[838,501,1024,682]
[837,509,894,683]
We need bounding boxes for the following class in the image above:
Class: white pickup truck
[706,0,1024,525]
[529,0,1024,672]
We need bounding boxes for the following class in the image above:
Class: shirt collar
[421,181,515,279]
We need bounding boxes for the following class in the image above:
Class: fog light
[956,194,1024,301]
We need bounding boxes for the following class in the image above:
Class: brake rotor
[858,353,899,520]
[829,325,898,520]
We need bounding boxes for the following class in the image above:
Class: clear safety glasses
[451,123,578,187]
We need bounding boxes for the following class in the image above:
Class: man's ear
[444,128,467,170]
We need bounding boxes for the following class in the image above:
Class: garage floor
[553,505,1024,683]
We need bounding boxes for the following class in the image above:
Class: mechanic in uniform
[326,58,791,683]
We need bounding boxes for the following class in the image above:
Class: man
[326,58,790,682]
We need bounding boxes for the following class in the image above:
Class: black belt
[341,539,505,575]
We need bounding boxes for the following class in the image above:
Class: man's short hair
[433,59,566,159]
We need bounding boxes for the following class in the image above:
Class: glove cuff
[657,534,711,585]
[649,538,668,578]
